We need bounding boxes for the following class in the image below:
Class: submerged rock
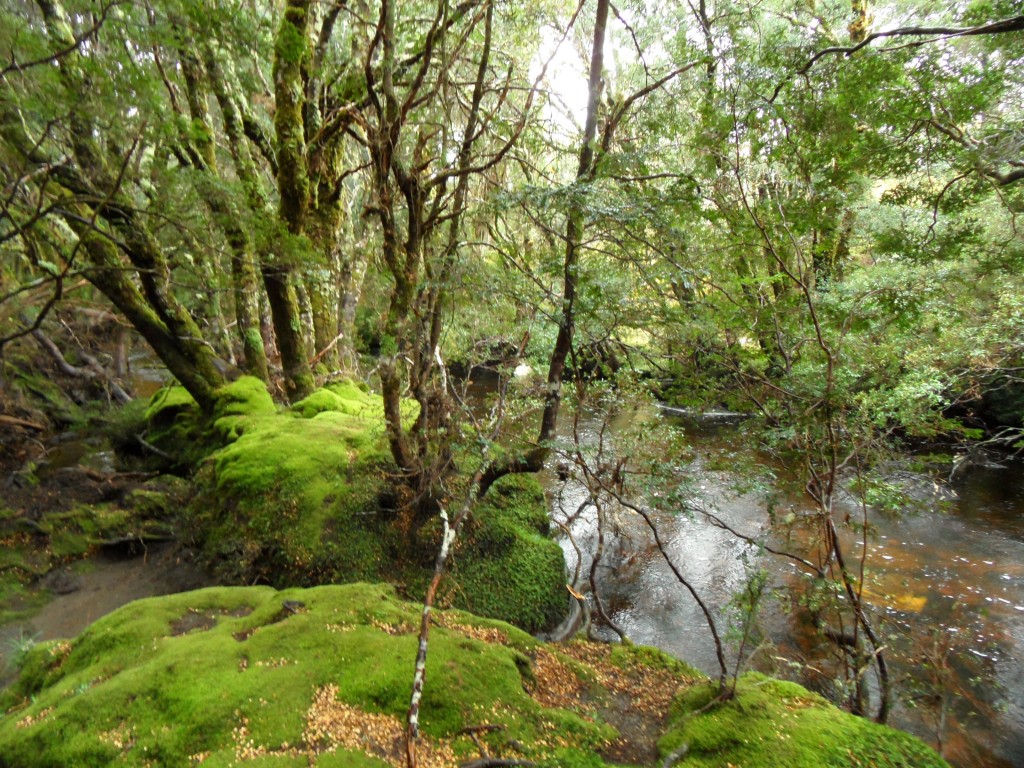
[0,584,950,768]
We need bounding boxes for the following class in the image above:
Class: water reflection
[542,408,1024,768]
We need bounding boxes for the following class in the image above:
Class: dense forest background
[4,0,1022,454]
[1,0,1023,763]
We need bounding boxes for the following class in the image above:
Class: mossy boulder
[143,376,278,472]
[171,379,565,633]
[187,396,394,586]
[0,585,949,768]
[0,584,614,767]
[658,673,950,768]
[442,474,568,634]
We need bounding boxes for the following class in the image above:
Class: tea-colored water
[544,407,1024,768]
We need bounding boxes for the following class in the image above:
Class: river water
[541,403,1024,768]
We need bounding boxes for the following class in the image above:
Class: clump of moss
[442,474,568,634]
[185,382,567,635]
[657,673,950,768]
[210,375,277,440]
[188,406,392,586]
[143,376,279,472]
[0,585,950,768]
[1,347,82,426]
[142,385,208,472]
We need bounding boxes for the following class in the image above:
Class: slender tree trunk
[183,42,270,381]
[338,246,368,371]
[263,268,314,402]
[538,0,609,452]
[480,0,609,495]
[306,206,343,371]
[268,0,316,401]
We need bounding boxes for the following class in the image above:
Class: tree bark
[268,0,316,401]
[480,0,609,494]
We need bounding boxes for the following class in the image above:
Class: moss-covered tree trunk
[180,40,270,382]
[264,0,317,402]
[306,204,343,372]
[76,223,226,409]
[18,0,229,409]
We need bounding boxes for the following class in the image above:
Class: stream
[3,379,1022,767]
[541,403,1024,768]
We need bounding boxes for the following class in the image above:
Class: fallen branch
[30,328,132,404]
[459,725,506,735]
[74,466,161,483]
[0,414,47,431]
[135,433,174,461]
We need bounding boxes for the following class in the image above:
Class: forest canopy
[2,0,1021,439]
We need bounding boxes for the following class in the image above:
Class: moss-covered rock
[0,585,949,768]
[178,380,566,634]
[0,584,607,767]
[443,475,568,634]
[1,346,83,427]
[143,376,279,471]
[188,403,393,586]
[657,673,950,768]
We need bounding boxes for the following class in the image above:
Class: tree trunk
[479,0,609,495]
[537,0,608,446]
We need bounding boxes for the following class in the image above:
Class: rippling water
[542,407,1024,768]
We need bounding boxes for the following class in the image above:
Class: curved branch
[2,0,126,77]
[771,14,1024,102]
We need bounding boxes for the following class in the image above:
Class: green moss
[0,585,610,767]
[608,643,703,680]
[189,386,395,586]
[658,673,951,768]
[214,376,277,419]
[291,383,373,419]
[274,8,309,65]
[442,475,568,634]
[0,586,949,768]
[210,375,278,441]
[142,377,278,469]
[144,385,197,422]
[143,385,210,471]
[290,381,417,428]
[2,351,82,425]
[121,476,191,519]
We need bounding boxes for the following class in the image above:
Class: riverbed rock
[0,583,950,768]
